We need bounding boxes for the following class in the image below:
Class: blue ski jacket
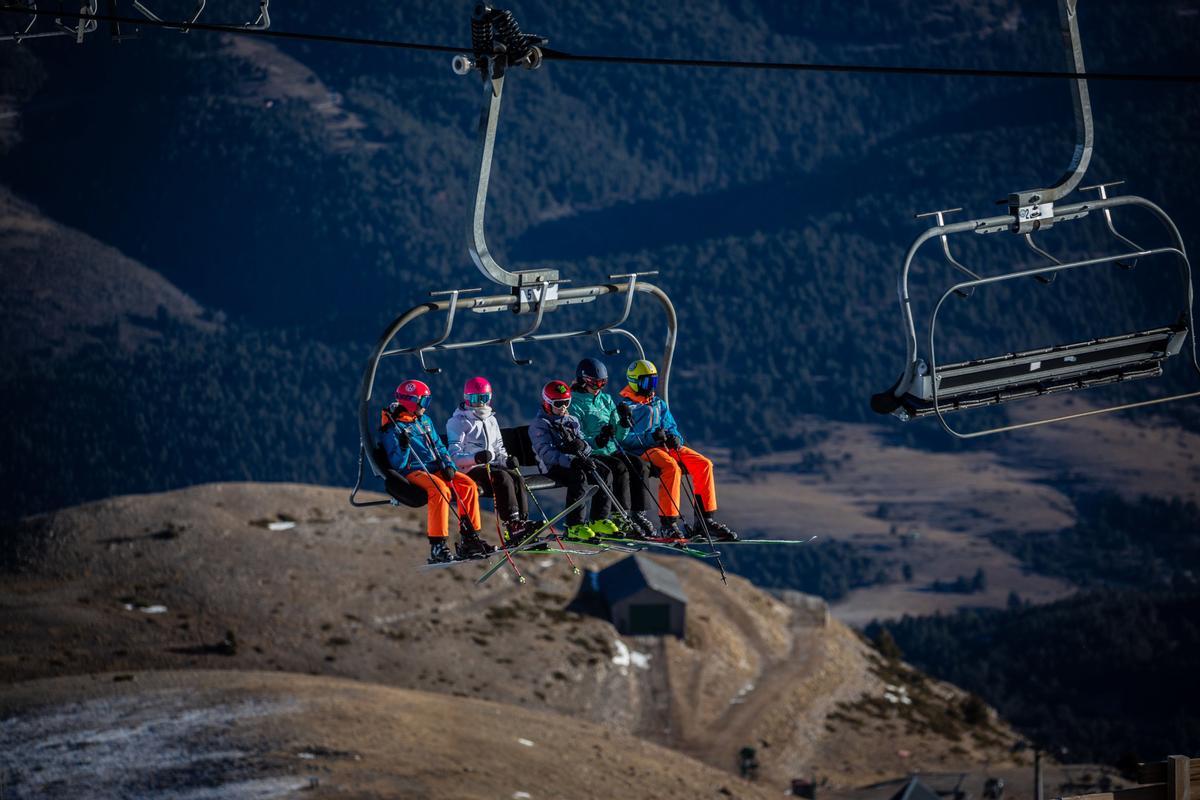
[616,386,685,454]
[528,408,591,473]
[380,411,454,475]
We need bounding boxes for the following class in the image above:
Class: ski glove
[395,429,411,449]
[440,466,457,482]
[617,403,633,428]
[570,456,595,472]
[595,423,615,448]
[474,449,493,465]
[652,428,667,445]
[565,438,588,456]
[664,433,680,450]
[505,454,520,470]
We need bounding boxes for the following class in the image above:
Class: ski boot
[631,512,656,538]
[565,523,597,542]
[689,515,740,542]
[610,514,645,540]
[504,516,536,549]
[654,516,687,541]
[456,527,496,560]
[427,538,454,565]
[589,518,623,539]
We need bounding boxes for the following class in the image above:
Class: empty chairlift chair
[871,0,1199,438]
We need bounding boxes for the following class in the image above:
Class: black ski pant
[467,465,528,522]
[546,461,612,525]
[593,452,651,515]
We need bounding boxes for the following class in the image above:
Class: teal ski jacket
[569,382,627,456]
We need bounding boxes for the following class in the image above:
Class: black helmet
[576,357,608,385]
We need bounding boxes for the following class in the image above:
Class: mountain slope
[0,481,1022,787]
[0,669,776,799]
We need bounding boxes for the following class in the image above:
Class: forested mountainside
[2,1,1199,517]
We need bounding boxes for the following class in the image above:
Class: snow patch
[611,640,651,675]
[266,521,296,531]
[513,793,532,799]
[123,603,168,614]
[883,684,913,705]
[517,738,535,747]
[730,681,756,705]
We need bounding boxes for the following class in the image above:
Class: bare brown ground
[0,482,1022,793]
[0,669,776,799]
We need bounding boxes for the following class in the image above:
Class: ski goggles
[582,376,607,390]
[635,374,658,392]
[549,397,572,409]
[396,394,431,409]
[466,392,492,407]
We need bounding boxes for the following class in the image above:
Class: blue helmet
[576,357,608,385]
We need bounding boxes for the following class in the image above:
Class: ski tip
[572,567,581,575]
[518,576,527,584]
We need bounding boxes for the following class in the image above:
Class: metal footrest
[896,325,1187,418]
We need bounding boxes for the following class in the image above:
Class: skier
[445,376,533,547]
[380,379,496,564]
[617,360,739,541]
[569,357,655,538]
[528,380,620,541]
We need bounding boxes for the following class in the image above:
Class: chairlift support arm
[1007,0,1093,230]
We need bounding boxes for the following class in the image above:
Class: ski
[419,544,604,571]
[475,485,599,584]
[708,536,819,545]
[593,535,721,559]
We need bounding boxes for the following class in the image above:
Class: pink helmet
[463,376,492,407]
[393,379,432,416]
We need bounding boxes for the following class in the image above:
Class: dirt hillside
[0,669,776,799]
[1,481,1023,789]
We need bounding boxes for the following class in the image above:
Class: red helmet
[541,380,572,413]
[394,379,432,416]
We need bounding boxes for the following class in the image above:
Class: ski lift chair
[351,5,680,507]
[872,0,1199,438]
[128,0,269,31]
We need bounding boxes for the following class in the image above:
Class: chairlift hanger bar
[7,4,1200,85]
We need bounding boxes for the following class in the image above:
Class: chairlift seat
[371,444,429,507]
[873,323,1188,419]
[501,425,565,492]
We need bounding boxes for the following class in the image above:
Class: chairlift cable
[6,4,1200,86]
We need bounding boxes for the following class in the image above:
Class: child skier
[569,357,655,538]
[617,360,739,541]
[380,379,497,563]
[445,376,533,547]
[528,380,620,541]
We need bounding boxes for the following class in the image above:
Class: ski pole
[511,464,580,574]
[483,460,529,581]
[668,444,728,585]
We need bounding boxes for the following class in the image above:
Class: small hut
[574,555,688,638]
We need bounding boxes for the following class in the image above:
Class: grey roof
[597,555,688,605]
[888,778,943,800]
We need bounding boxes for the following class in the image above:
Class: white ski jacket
[445,404,511,470]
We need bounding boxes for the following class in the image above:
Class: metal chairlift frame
[874,0,1199,439]
[351,5,679,507]
[2,0,99,43]
[128,0,269,31]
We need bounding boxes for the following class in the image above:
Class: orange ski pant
[405,470,482,538]
[641,446,717,517]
